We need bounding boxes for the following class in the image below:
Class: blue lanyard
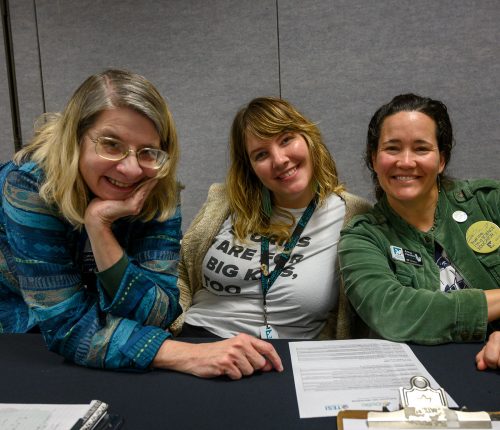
[260,197,317,317]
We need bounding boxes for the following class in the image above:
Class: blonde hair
[14,69,179,227]
[227,96,344,242]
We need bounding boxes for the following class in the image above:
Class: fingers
[155,336,283,380]
[86,179,158,225]
[475,348,487,371]
[249,336,284,372]
[476,331,500,371]
[125,179,158,216]
[135,178,158,196]
[220,334,283,379]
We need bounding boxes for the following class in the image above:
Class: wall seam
[1,0,23,151]
[276,0,281,98]
[33,0,46,115]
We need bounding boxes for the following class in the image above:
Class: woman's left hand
[152,334,284,379]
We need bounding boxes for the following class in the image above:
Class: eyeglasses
[91,136,168,170]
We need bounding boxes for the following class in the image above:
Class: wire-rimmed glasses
[92,136,168,170]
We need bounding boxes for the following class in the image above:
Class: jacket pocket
[393,265,418,288]
[476,252,500,285]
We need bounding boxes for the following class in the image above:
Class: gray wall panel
[34,0,279,229]
[0,13,14,160]
[8,0,497,224]
[279,0,500,201]
[10,0,44,148]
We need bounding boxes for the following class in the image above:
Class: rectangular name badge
[259,325,280,339]
[390,245,423,266]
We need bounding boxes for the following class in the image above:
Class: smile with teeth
[107,177,136,188]
[277,167,297,180]
[393,175,419,181]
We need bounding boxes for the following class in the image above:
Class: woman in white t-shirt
[157,97,370,379]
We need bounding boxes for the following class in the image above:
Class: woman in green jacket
[339,94,499,369]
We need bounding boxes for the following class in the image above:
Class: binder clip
[367,376,492,429]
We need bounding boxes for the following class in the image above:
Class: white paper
[289,339,458,418]
[0,403,90,430]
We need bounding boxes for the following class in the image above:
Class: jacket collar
[374,191,448,240]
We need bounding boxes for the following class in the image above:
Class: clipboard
[338,410,500,430]
[69,400,123,430]
[337,410,370,430]
[70,399,108,430]
[337,377,499,430]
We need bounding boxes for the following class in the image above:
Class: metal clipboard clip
[367,376,492,429]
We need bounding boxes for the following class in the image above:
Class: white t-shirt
[184,194,346,338]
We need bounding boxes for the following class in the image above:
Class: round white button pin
[452,211,467,223]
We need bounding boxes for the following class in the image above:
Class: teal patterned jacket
[0,161,182,369]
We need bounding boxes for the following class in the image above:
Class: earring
[262,186,272,217]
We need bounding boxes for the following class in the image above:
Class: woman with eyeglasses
[338,94,499,369]
[0,69,182,369]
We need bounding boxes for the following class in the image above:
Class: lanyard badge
[259,197,317,339]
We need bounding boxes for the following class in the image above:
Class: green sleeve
[96,253,129,298]
[338,224,488,345]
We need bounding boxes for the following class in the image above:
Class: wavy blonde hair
[14,69,179,228]
[227,96,344,242]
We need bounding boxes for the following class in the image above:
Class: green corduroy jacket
[339,179,499,345]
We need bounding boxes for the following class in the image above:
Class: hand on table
[154,333,284,379]
[476,331,500,370]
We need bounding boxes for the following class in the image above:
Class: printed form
[289,339,457,418]
[0,403,90,429]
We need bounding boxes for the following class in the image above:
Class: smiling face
[246,132,314,208]
[79,107,160,200]
[372,110,445,210]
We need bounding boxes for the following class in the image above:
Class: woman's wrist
[152,340,195,371]
[484,289,500,322]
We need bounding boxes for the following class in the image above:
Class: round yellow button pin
[466,221,500,253]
